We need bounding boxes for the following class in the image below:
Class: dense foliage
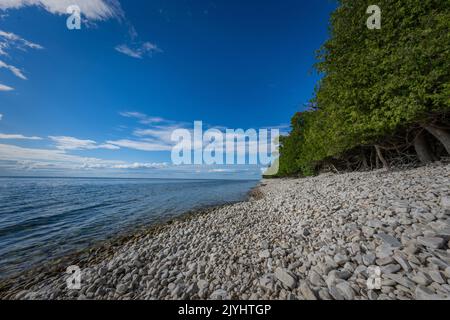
[273,0,450,177]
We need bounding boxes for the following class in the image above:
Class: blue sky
[0,0,336,179]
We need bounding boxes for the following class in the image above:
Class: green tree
[275,0,450,177]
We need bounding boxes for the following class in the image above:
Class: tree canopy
[273,0,450,177]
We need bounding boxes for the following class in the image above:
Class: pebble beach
[1,164,450,300]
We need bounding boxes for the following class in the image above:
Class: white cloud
[115,42,162,59]
[0,30,43,56]
[0,83,13,91]
[49,136,120,151]
[0,133,42,140]
[120,112,165,124]
[106,139,172,152]
[0,0,123,21]
[0,143,168,171]
[0,59,27,79]
[0,143,120,169]
[0,31,42,92]
[0,113,2,120]
[116,111,190,151]
[111,162,168,169]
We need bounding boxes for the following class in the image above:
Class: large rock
[417,236,445,249]
[275,268,297,290]
[299,282,317,300]
[375,233,402,248]
[336,281,355,300]
[415,285,449,300]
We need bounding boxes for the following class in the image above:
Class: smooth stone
[375,233,402,248]
[427,270,446,284]
[275,268,297,290]
[381,264,401,274]
[415,285,448,300]
[441,197,450,209]
[336,281,355,300]
[417,236,445,249]
[299,282,317,300]
[334,253,349,266]
[362,253,376,266]
[393,253,412,272]
[259,249,271,259]
[309,270,326,287]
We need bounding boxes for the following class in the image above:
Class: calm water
[0,177,258,278]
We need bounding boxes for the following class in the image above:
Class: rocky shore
[1,164,450,300]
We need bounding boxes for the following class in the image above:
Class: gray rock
[275,268,297,290]
[375,233,402,248]
[328,285,344,300]
[299,282,317,300]
[384,274,415,289]
[259,274,275,291]
[445,267,450,279]
[197,279,209,291]
[362,253,376,266]
[417,236,445,249]
[415,285,448,300]
[376,244,394,259]
[336,281,355,300]
[318,288,332,300]
[381,264,401,274]
[334,253,349,266]
[411,273,432,286]
[309,270,326,287]
[393,253,412,272]
[259,249,271,259]
[367,290,378,300]
[116,284,128,294]
[441,197,450,209]
[427,270,446,284]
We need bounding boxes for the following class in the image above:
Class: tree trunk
[424,125,450,155]
[375,145,390,170]
[375,150,380,168]
[414,131,434,164]
[360,149,369,170]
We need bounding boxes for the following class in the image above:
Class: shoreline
[0,185,263,298]
[1,164,450,300]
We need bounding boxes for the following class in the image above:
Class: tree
[275,0,450,177]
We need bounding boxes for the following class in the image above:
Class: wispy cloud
[112,111,189,151]
[0,83,13,91]
[111,162,169,169]
[0,0,124,21]
[106,139,172,152]
[0,30,43,56]
[0,133,42,140]
[0,113,2,120]
[0,30,43,91]
[0,143,168,172]
[49,136,120,151]
[0,59,27,79]
[119,111,165,124]
[115,42,162,59]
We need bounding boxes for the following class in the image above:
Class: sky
[0,0,337,179]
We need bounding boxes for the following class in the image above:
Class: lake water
[0,177,258,279]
